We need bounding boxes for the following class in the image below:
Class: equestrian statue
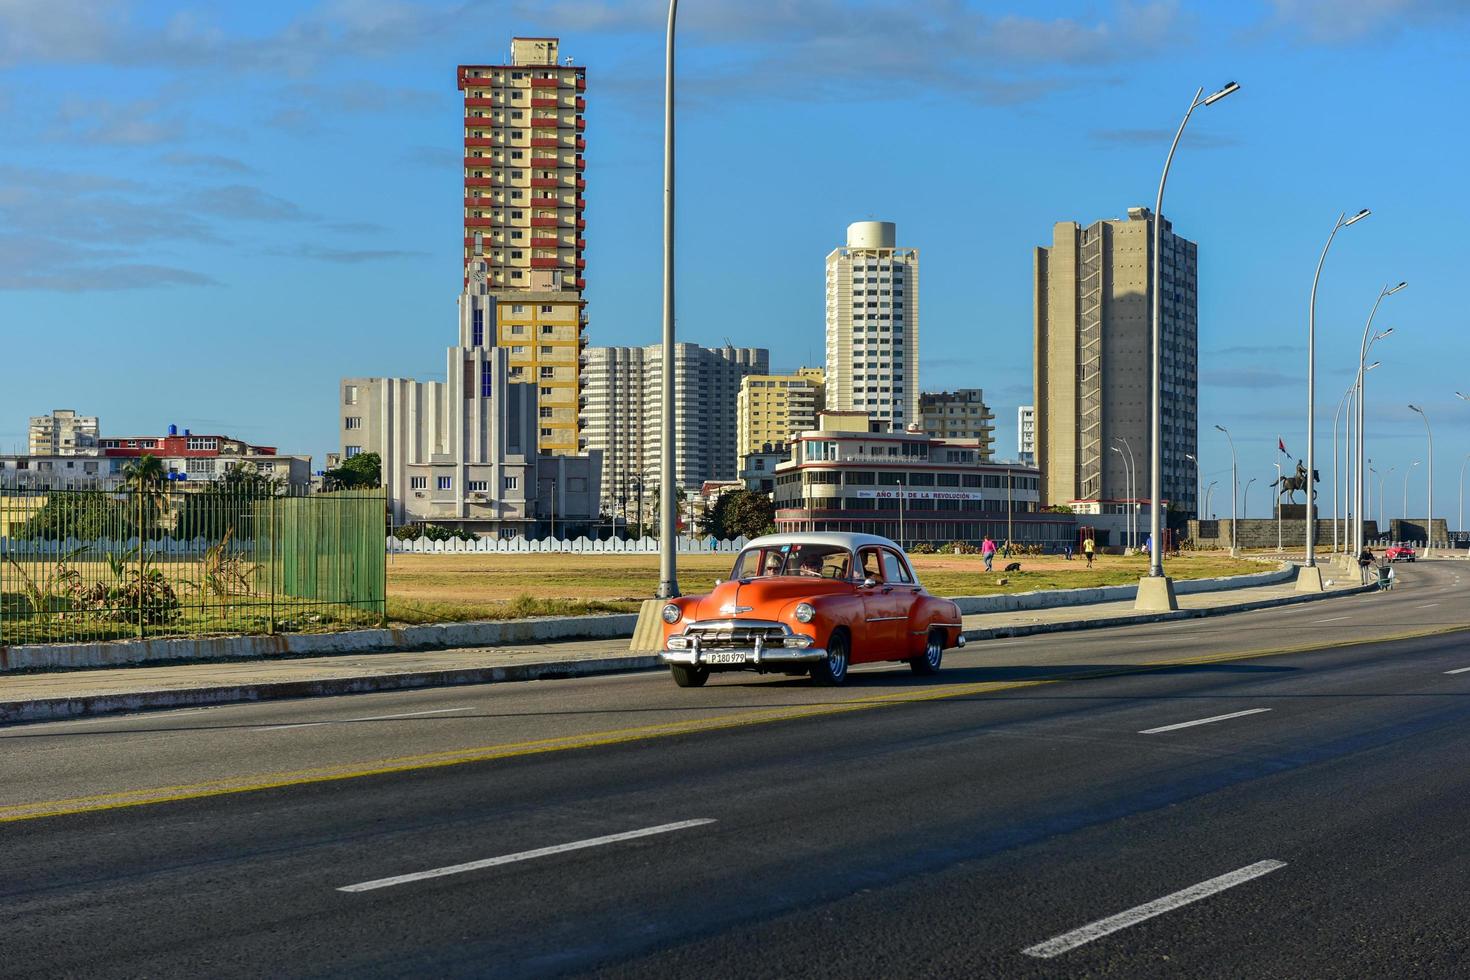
[1269,459,1320,505]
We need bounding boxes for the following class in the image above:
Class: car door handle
[881,587,894,594]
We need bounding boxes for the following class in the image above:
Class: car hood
[693,577,851,620]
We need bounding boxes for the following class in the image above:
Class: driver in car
[796,552,825,577]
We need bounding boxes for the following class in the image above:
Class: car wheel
[811,633,849,686]
[670,664,709,688]
[910,632,943,675]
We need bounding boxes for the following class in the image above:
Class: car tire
[909,632,943,675]
[670,664,710,688]
[810,633,849,686]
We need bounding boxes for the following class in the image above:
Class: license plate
[704,652,748,664]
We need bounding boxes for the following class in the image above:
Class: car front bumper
[660,622,827,667]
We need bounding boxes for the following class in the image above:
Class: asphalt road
[2,560,1468,977]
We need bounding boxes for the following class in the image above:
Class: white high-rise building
[824,221,919,430]
[580,343,768,525]
[1018,405,1036,465]
[28,410,100,456]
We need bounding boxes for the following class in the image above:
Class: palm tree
[123,454,164,491]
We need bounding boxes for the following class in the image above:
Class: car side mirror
[862,577,878,588]
[714,579,722,586]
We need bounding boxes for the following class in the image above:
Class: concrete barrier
[0,563,1292,673]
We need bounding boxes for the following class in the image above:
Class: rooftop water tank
[167,424,178,436]
[846,221,895,249]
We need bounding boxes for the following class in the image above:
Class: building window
[540,427,553,437]
[539,407,553,418]
[437,476,453,491]
[345,446,362,458]
[186,437,217,451]
[539,367,555,379]
[540,304,553,313]
[344,417,362,430]
[504,476,519,490]
[481,362,494,397]
[471,308,484,346]
[468,480,489,492]
[186,458,213,475]
[410,476,427,490]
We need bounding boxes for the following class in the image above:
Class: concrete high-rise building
[737,367,825,458]
[1017,405,1036,465]
[824,221,919,430]
[919,389,995,458]
[1033,206,1198,518]
[28,410,99,456]
[459,38,588,455]
[581,344,768,525]
[458,38,586,291]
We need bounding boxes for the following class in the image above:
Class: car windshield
[731,544,853,581]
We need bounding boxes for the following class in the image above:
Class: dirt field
[385,550,1268,623]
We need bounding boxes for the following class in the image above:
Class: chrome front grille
[685,620,789,649]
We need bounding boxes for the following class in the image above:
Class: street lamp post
[1459,453,1470,539]
[1273,459,1283,551]
[1332,382,1354,553]
[1112,444,1135,549]
[1205,481,1218,521]
[656,0,680,600]
[1140,80,1238,611]
[1408,404,1433,554]
[1354,285,1404,557]
[1402,460,1420,539]
[1303,208,1371,585]
[1381,466,1392,535]
[1215,424,1239,556]
[1243,476,1256,523]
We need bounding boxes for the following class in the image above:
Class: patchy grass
[384,550,1272,623]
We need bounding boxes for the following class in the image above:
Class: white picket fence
[0,536,245,557]
[387,534,750,555]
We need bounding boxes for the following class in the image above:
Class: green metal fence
[0,485,386,646]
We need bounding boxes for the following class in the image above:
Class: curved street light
[1111,443,1136,549]
[1142,81,1238,608]
[1215,423,1239,556]
[1402,460,1420,534]
[1302,208,1371,581]
[1205,480,1218,521]
[1408,404,1433,554]
[1353,286,1405,557]
[1243,476,1257,523]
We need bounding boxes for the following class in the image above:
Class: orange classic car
[658,532,966,687]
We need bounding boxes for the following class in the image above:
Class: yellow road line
[3,623,1466,825]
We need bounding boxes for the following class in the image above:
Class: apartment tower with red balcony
[458,37,589,456]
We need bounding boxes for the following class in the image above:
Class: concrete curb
[0,577,1373,726]
[948,562,1293,615]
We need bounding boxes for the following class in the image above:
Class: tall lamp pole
[1140,80,1238,609]
[1332,382,1354,553]
[1408,404,1434,554]
[1353,285,1404,557]
[1303,208,1371,583]
[1205,480,1218,520]
[1273,459,1284,551]
[1402,461,1419,536]
[1112,444,1135,549]
[1243,476,1256,522]
[1215,424,1239,556]
[656,0,680,599]
[1381,466,1393,534]
[1459,453,1470,540]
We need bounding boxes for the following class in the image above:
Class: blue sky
[1,0,1467,523]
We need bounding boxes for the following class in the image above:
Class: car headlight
[794,602,815,623]
[661,603,682,624]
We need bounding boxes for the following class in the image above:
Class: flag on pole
[1278,437,1288,455]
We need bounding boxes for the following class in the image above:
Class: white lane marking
[1417,603,1440,609]
[1311,615,1351,624]
[1022,860,1287,959]
[338,819,717,893]
[1444,667,1470,675]
[254,707,472,732]
[1139,708,1271,735]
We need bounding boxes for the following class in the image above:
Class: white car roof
[741,531,908,556]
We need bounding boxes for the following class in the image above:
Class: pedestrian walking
[1357,545,1374,585]
[981,535,996,572]
[1083,535,1095,568]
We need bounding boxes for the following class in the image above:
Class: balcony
[575,117,586,130]
[464,137,494,147]
[464,97,495,108]
[464,196,497,207]
[575,157,586,171]
[531,257,562,269]
[531,136,559,148]
[464,218,495,228]
[530,196,561,207]
[576,258,586,270]
[576,238,586,249]
[530,156,559,168]
[465,177,494,188]
[576,277,586,289]
[530,177,559,189]
[531,116,560,128]
[576,77,586,91]
[531,78,560,89]
[575,97,586,111]
[531,97,559,108]
[575,197,586,210]
[464,156,493,167]
[576,219,586,230]
[576,138,586,151]
[530,237,560,247]
[531,216,559,228]
[576,178,586,190]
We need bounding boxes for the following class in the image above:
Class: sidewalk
[0,571,1368,724]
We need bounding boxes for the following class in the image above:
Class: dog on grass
[1003,561,1022,572]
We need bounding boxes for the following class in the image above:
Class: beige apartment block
[27,410,99,456]
[737,367,825,458]
[1033,206,1198,515]
[458,38,587,293]
[919,389,995,459]
[580,344,768,526]
[825,221,919,430]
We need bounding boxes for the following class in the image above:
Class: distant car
[1385,545,1417,562]
[657,532,966,688]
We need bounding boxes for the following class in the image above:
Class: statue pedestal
[1276,504,1318,520]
